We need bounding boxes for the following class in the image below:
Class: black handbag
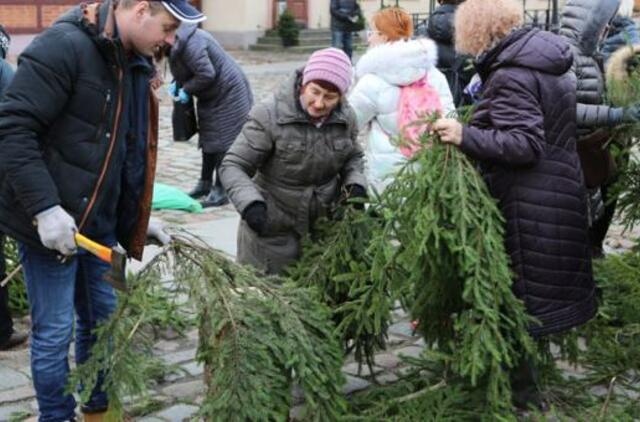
[171,84,198,142]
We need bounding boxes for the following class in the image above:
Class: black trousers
[0,235,13,343]
[201,152,225,188]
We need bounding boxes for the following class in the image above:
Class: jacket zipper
[78,67,124,231]
[93,91,111,143]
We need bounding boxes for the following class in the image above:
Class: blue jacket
[602,16,640,65]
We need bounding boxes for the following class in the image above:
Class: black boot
[188,179,212,198]
[201,185,229,207]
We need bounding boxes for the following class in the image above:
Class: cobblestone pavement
[1,50,639,421]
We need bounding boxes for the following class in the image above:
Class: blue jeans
[331,30,353,60]
[20,237,117,422]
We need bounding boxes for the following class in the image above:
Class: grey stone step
[256,36,331,47]
[249,44,332,53]
[265,29,332,38]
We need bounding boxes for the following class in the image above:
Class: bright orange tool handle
[75,233,112,263]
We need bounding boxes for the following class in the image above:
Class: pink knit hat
[302,48,353,95]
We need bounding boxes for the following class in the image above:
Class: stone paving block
[0,367,30,390]
[373,372,399,385]
[342,375,371,395]
[156,403,199,421]
[163,369,187,383]
[392,308,408,321]
[161,348,197,365]
[373,353,401,369]
[186,329,198,341]
[181,361,204,377]
[0,385,35,403]
[139,417,167,422]
[342,362,383,377]
[386,335,411,348]
[392,346,424,360]
[0,403,31,421]
[162,380,205,399]
[387,322,414,338]
[154,339,180,354]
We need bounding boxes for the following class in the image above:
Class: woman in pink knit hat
[220,48,367,275]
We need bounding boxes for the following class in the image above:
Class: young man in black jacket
[0,1,201,420]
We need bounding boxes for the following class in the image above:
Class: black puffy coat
[170,24,253,154]
[330,0,360,32]
[460,28,595,337]
[0,1,158,260]
[427,2,473,105]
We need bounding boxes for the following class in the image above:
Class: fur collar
[606,44,640,83]
[355,38,438,86]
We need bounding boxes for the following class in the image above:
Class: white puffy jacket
[349,38,454,190]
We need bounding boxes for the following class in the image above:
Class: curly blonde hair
[455,0,523,56]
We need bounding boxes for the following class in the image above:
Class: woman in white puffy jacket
[349,7,455,191]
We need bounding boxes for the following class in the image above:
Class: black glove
[242,201,267,235]
[344,184,367,210]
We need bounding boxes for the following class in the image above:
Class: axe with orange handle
[74,233,128,291]
[0,233,128,291]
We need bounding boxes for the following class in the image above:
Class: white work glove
[34,205,77,255]
[146,217,171,246]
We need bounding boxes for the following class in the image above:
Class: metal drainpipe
[552,0,559,30]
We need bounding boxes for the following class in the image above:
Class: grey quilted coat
[560,0,621,135]
[220,70,366,274]
[170,24,253,153]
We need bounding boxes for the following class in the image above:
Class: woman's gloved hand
[242,201,268,235]
[344,184,367,210]
[177,88,191,104]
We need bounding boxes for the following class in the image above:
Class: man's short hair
[119,0,166,14]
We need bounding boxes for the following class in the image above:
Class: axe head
[103,245,127,292]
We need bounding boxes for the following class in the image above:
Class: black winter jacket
[0,1,158,260]
[330,0,360,32]
[427,3,473,106]
[461,28,595,337]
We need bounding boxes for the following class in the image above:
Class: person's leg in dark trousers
[342,31,353,60]
[201,152,229,207]
[0,235,13,345]
[188,151,218,198]
[332,30,353,60]
[589,182,617,258]
[510,354,548,412]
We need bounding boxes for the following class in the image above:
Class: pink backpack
[397,75,443,158]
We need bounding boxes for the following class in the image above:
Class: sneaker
[200,185,229,208]
[0,329,28,350]
[188,179,212,198]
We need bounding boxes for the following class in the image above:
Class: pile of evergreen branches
[286,206,403,375]
[371,128,535,418]
[70,235,346,421]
